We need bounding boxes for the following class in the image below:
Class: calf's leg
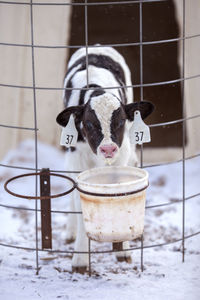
[116,241,132,263]
[66,194,77,244]
[72,190,89,273]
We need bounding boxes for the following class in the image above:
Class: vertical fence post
[182,0,186,263]
[139,0,144,272]
[40,168,52,250]
[30,0,39,275]
[84,0,92,277]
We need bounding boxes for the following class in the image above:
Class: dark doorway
[68,0,183,147]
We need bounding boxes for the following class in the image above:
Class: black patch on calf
[82,103,104,154]
[64,65,82,107]
[110,107,126,147]
[90,88,105,98]
[56,105,85,142]
[124,101,155,121]
[79,84,104,105]
[64,54,127,104]
[56,105,84,127]
[64,79,73,107]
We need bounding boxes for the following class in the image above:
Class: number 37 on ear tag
[129,110,151,145]
[60,115,78,148]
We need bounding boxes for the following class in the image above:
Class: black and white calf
[56,46,154,272]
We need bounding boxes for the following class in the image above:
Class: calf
[56,46,154,273]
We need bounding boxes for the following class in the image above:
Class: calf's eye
[85,120,94,130]
[117,119,125,129]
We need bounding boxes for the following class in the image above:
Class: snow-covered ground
[0,140,199,300]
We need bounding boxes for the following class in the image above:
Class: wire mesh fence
[0,0,200,277]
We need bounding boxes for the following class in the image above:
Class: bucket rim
[77,183,149,197]
[76,166,148,192]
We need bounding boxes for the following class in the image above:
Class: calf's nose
[100,144,117,158]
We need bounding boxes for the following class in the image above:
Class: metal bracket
[40,168,52,249]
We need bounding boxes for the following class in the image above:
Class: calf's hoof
[65,238,75,244]
[72,266,88,274]
[65,230,76,244]
[117,256,132,264]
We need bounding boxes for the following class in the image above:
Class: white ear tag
[129,110,151,145]
[60,115,78,148]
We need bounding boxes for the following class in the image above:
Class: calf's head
[56,93,154,164]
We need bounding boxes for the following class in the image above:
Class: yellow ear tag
[60,115,78,148]
[129,110,151,145]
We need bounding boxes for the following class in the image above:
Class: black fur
[82,102,104,153]
[110,106,126,147]
[56,105,85,142]
[79,84,105,106]
[124,101,155,121]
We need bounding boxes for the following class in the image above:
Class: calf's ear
[56,105,84,127]
[124,101,155,121]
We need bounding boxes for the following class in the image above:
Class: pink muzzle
[99,144,117,158]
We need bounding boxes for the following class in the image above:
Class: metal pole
[182,0,186,263]
[139,0,144,272]
[30,0,39,275]
[84,0,92,276]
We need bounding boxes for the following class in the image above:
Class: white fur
[91,94,120,139]
[90,93,122,164]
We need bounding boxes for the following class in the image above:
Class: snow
[0,139,199,300]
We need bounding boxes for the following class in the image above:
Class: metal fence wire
[0,0,200,277]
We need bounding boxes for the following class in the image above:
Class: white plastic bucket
[77,166,148,243]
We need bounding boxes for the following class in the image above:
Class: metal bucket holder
[4,168,77,250]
